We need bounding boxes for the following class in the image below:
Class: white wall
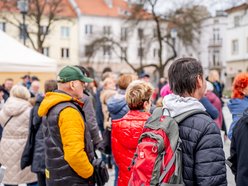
[78,15,168,67]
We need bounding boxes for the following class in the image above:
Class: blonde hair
[208,70,220,82]
[102,77,116,90]
[10,85,30,101]
[125,80,153,110]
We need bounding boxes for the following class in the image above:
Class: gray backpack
[128,108,206,186]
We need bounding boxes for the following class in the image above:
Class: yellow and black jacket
[38,91,94,186]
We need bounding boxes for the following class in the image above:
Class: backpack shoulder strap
[174,109,208,124]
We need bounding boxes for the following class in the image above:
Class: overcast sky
[154,0,247,15]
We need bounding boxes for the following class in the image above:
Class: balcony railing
[208,39,222,47]
[209,62,222,69]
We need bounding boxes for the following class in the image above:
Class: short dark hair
[44,80,57,93]
[168,57,203,96]
[74,65,90,77]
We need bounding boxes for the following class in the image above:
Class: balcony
[208,39,222,48]
[209,61,223,70]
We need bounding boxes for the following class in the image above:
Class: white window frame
[42,47,49,56]
[85,24,93,35]
[61,26,70,38]
[61,48,70,59]
[232,39,239,55]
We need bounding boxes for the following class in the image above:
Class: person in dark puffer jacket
[229,108,248,186]
[162,57,227,186]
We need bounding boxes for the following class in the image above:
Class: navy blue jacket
[200,96,219,120]
[227,96,248,139]
[107,92,129,120]
[179,113,227,186]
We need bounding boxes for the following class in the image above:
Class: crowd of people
[0,57,247,186]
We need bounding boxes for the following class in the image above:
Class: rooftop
[225,3,248,14]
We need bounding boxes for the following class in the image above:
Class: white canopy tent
[0,30,57,72]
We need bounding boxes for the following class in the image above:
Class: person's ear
[196,75,203,88]
[143,100,151,112]
[69,81,76,90]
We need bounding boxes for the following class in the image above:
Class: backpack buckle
[160,116,166,122]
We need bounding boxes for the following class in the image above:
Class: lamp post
[17,0,28,45]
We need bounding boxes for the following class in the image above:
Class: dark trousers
[37,172,46,186]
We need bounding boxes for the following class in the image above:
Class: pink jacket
[205,91,223,129]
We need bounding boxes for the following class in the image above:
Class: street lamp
[17,0,29,45]
[170,28,177,47]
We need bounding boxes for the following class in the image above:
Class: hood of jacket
[227,96,248,115]
[107,94,127,115]
[38,91,83,117]
[1,96,31,117]
[162,94,206,117]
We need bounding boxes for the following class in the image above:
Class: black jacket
[179,113,227,186]
[230,108,248,186]
[2,88,9,102]
[31,94,45,173]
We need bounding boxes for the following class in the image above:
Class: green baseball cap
[57,66,93,83]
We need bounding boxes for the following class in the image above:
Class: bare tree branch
[0,0,66,52]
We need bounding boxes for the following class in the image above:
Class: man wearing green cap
[38,66,95,186]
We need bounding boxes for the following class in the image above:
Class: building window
[137,28,143,39]
[19,23,28,40]
[214,19,219,24]
[61,48,70,59]
[213,28,220,41]
[212,50,220,66]
[85,24,93,35]
[0,22,6,32]
[103,26,111,35]
[153,28,157,38]
[42,47,49,56]
[121,27,128,41]
[153,48,158,58]
[234,16,240,27]
[138,47,144,57]
[232,39,238,54]
[103,45,111,56]
[40,26,48,35]
[61,26,70,38]
[121,47,127,60]
[85,45,93,56]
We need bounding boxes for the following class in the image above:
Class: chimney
[104,0,113,8]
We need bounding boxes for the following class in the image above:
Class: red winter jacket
[112,110,151,186]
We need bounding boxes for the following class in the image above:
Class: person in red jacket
[111,80,153,186]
